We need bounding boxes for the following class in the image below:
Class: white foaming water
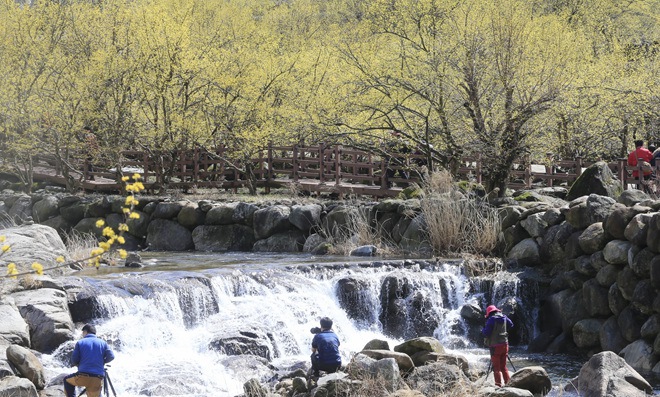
[42,259,522,397]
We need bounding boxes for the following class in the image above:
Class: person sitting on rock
[310,317,342,378]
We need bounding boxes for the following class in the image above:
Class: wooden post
[618,158,627,191]
[547,161,554,187]
[293,143,299,182]
[476,155,482,184]
[576,157,583,176]
[524,155,532,188]
[368,153,373,185]
[381,153,388,189]
[267,142,274,183]
[335,145,341,185]
[193,147,200,184]
[319,143,325,184]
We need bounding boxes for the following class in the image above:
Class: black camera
[310,327,322,334]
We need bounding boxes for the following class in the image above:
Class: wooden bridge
[25,143,648,197]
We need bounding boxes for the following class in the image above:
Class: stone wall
[504,191,660,375]
[0,190,431,260]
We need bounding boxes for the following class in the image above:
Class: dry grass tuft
[421,171,501,256]
[64,231,99,264]
[322,206,399,256]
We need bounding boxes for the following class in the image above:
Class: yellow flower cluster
[6,263,18,278]
[88,173,145,268]
[31,262,43,275]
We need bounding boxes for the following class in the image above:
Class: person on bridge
[483,305,514,387]
[64,324,115,397]
[627,139,653,181]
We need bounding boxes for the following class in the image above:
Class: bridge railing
[65,144,650,195]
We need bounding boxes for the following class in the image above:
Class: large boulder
[358,350,414,373]
[253,205,292,239]
[619,339,658,372]
[404,362,467,396]
[507,366,552,396]
[393,337,445,357]
[31,195,60,222]
[145,219,194,251]
[289,204,322,232]
[192,224,255,251]
[10,288,74,353]
[566,162,622,201]
[577,351,652,396]
[0,376,38,397]
[0,224,69,272]
[0,297,30,347]
[5,345,45,390]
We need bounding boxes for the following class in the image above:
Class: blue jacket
[71,334,115,376]
[312,330,341,366]
[482,312,513,346]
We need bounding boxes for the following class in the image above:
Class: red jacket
[628,147,653,177]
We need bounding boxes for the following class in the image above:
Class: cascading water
[41,253,543,397]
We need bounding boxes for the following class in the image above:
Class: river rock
[578,351,652,396]
[399,214,432,255]
[604,203,637,239]
[603,240,631,265]
[394,337,445,357]
[5,345,45,390]
[347,354,402,393]
[0,376,38,397]
[520,212,547,238]
[302,233,326,252]
[507,366,552,396]
[404,362,467,395]
[539,222,575,264]
[10,288,74,353]
[608,283,628,316]
[336,277,377,326]
[620,339,658,371]
[618,305,646,343]
[640,314,660,340]
[125,210,150,238]
[624,213,652,246]
[252,230,305,252]
[0,297,30,347]
[646,212,660,253]
[582,279,611,317]
[565,162,622,201]
[358,350,414,373]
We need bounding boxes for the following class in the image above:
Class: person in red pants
[482,305,514,387]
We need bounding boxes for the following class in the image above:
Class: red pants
[490,344,510,387]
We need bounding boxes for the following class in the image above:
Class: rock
[5,345,45,390]
[152,201,183,219]
[619,339,658,372]
[10,288,74,353]
[539,222,575,264]
[582,279,611,317]
[232,202,258,225]
[578,223,609,254]
[599,316,629,353]
[577,351,652,396]
[289,204,322,232]
[146,219,194,251]
[358,350,414,373]
[617,306,646,343]
[409,352,469,374]
[346,354,402,393]
[176,203,205,229]
[608,283,628,316]
[31,196,60,222]
[507,366,552,396]
[603,240,631,265]
[253,205,292,239]
[399,214,432,256]
[303,233,326,253]
[624,213,652,246]
[192,224,255,252]
[243,378,268,397]
[125,210,150,238]
[362,339,390,351]
[350,245,377,256]
[572,319,605,348]
[0,224,69,272]
[205,203,238,225]
[124,252,142,268]
[0,297,30,347]
[618,189,651,206]
[252,230,305,252]
[0,376,38,397]
[393,337,445,357]
[566,162,622,201]
[506,238,540,266]
[336,278,377,326]
[404,362,467,396]
[520,213,547,238]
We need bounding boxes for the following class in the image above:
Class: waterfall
[43,256,537,397]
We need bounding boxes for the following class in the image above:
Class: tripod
[77,367,117,397]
